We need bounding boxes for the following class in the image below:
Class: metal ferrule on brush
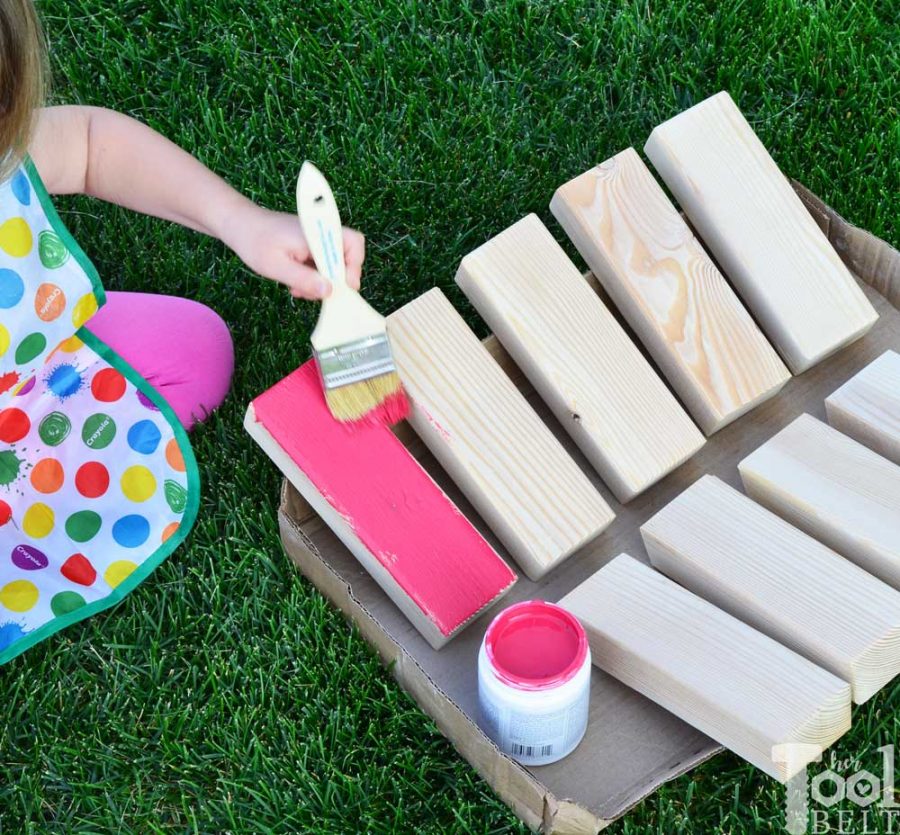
[314,334,397,389]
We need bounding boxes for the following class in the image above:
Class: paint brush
[297,162,409,425]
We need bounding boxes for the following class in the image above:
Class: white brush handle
[297,161,384,349]
[297,161,350,295]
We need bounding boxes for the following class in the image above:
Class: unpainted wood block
[644,91,878,373]
[740,413,900,589]
[641,475,900,703]
[245,361,517,649]
[826,350,900,466]
[551,148,790,435]
[455,214,705,502]
[558,554,851,782]
[386,288,614,580]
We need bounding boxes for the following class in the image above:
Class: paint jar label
[479,692,588,767]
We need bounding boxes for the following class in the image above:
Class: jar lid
[484,600,588,691]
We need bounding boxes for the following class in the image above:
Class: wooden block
[386,288,614,580]
[826,350,900,465]
[244,360,517,649]
[740,413,900,589]
[550,148,790,435]
[558,554,851,782]
[644,91,878,373]
[641,475,900,703]
[455,214,705,502]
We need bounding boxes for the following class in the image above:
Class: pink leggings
[86,292,234,430]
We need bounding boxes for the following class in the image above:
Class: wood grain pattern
[455,214,705,502]
[644,91,878,373]
[551,148,790,435]
[386,288,614,580]
[558,554,851,782]
[244,360,517,649]
[641,475,900,703]
[739,413,900,589]
[826,350,900,466]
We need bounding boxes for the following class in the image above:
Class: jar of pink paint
[478,600,591,766]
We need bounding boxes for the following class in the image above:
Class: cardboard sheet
[275,183,900,833]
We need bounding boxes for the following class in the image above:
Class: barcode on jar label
[510,743,554,758]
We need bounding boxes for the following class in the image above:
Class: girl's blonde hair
[0,0,46,181]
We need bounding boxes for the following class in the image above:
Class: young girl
[0,0,364,661]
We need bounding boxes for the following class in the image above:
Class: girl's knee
[174,302,234,430]
[197,303,234,376]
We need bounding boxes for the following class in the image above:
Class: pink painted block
[246,361,517,648]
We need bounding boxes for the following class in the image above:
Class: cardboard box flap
[791,179,900,307]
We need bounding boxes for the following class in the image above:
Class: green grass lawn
[2,0,897,831]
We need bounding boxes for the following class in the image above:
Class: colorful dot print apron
[0,159,199,664]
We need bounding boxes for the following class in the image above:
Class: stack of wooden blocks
[246,91,900,783]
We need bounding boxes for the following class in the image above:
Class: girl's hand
[221,201,365,299]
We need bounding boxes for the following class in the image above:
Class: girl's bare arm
[28,105,363,298]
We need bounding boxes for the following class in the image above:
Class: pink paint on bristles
[353,387,410,428]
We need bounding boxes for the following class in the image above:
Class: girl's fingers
[342,227,365,265]
[283,262,331,299]
[261,222,364,296]
[345,262,362,290]
[342,228,365,290]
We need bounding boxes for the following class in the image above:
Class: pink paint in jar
[478,600,591,766]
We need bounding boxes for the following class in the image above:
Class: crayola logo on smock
[11,544,49,571]
[82,414,116,449]
[34,283,65,322]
